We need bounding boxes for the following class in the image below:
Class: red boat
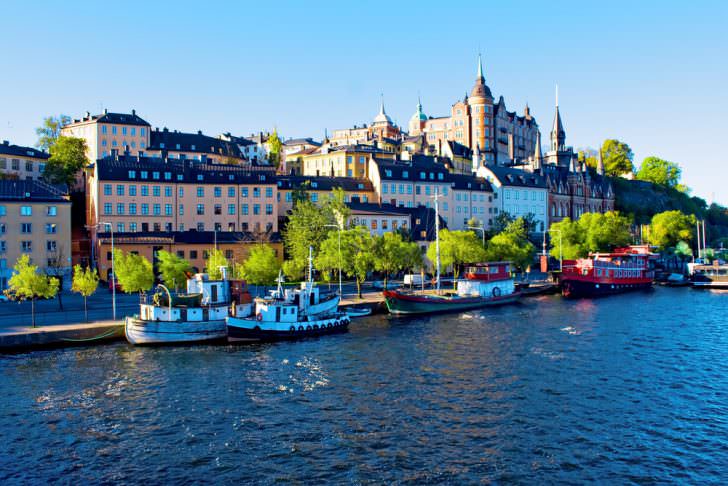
[560,245,657,298]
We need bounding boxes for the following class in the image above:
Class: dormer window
[429,173,434,180]
[438,173,444,180]
[141,171,148,179]
[177,175,183,181]
[128,170,136,179]
[419,172,426,179]
[164,172,171,180]
[402,170,408,178]
[357,183,364,189]
[175,144,181,150]
[191,145,196,150]
[385,169,392,177]
[160,143,165,149]
[311,182,318,188]
[153,171,160,180]
[197,174,203,181]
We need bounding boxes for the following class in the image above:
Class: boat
[125,272,253,345]
[345,306,372,318]
[688,262,728,289]
[559,245,657,298]
[226,250,348,342]
[382,189,520,315]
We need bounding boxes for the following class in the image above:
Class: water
[1,288,727,484]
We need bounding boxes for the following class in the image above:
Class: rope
[58,328,121,342]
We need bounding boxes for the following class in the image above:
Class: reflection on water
[1,287,727,483]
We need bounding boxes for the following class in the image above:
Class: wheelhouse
[463,262,511,282]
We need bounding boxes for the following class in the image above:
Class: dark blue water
[1,287,727,484]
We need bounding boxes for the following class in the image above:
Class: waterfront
[1,287,727,483]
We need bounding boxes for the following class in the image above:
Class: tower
[532,131,543,170]
[550,85,566,152]
[408,95,427,135]
[467,53,494,157]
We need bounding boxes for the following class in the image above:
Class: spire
[534,131,542,163]
[569,156,575,173]
[477,52,484,81]
[379,92,386,116]
[597,147,605,176]
[550,84,566,152]
[469,53,492,100]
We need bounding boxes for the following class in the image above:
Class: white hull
[125,317,228,345]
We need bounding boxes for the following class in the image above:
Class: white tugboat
[125,271,253,345]
[226,249,349,342]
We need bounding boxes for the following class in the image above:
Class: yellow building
[0,180,72,290]
[300,144,394,179]
[61,109,151,163]
[0,141,50,181]
[275,176,376,218]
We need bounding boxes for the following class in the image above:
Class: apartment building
[0,141,49,181]
[61,109,151,162]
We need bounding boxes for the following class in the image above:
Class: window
[141,185,149,196]
[141,171,148,179]
[266,187,273,198]
[103,203,112,215]
[26,161,33,172]
[179,204,184,216]
[197,204,205,215]
[117,203,124,215]
[253,187,261,198]
[228,204,235,215]
[228,187,235,197]
[117,223,125,233]
[153,204,161,215]
[165,204,172,216]
[214,187,222,197]
[102,125,107,134]
[129,185,137,196]
[130,222,137,232]
[265,204,273,215]
[104,184,112,196]
[253,204,260,215]
[21,223,32,233]
[153,186,160,197]
[141,203,149,215]
[242,204,249,215]
[0,242,5,253]
[197,222,205,232]
[165,186,172,197]
[153,172,160,180]
[371,220,378,230]
[112,126,117,135]
[129,203,137,215]
[21,241,32,252]
[46,206,57,216]
[241,187,249,197]
[0,223,5,234]
[179,187,184,197]
[0,206,5,216]
[197,187,204,197]
[311,193,318,202]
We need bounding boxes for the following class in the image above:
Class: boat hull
[125,317,228,345]
[382,290,520,315]
[226,314,350,342]
[561,278,652,298]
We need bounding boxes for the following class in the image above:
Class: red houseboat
[560,245,657,298]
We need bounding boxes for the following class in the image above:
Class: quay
[0,320,125,352]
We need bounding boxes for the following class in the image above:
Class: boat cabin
[562,246,656,281]
[457,261,516,298]
[463,262,512,282]
[187,273,231,306]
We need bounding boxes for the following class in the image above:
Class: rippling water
[2,287,728,483]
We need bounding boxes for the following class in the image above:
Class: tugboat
[382,189,520,315]
[560,245,657,298]
[226,250,349,342]
[125,271,253,345]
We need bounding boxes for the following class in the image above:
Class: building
[408,55,539,166]
[86,154,279,263]
[0,141,49,181]
[0,180,71,290]
[95,231,282,281]
[275,176,376,218]
[147,128,245,165]
[329,98,402,148]
[61,109,151,162]
[300,143,393,179]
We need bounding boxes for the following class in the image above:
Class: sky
[1,0,727,204]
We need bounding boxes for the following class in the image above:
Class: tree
[35,115,70,151]
[283,196,338,274]
[237,244,281,289]
[282,259,305,281]
[548,218,585,260]
[578,147,599,169]
[372,232,422,289]
[485,219,536,271]
[648,210,696,250]
[7,255,59,327]
[636,157,681,188]
[491,212,515,235]
[71,265,99,322]
[43,136,88,186]
[267,129,283,167]
[427,229,487,283]
[157,250,192,291]
[549,211,632,259]
[318,226,374,298]
[601,139,634,177]
[205,249,229,280]
[113,250,154,294]
[45,245,68,310]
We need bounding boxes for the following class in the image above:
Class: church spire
[597,147,605,176]
[477,52,484,81]
[534,131,543,164]
[379,92,386,116]
[550,84,566,152]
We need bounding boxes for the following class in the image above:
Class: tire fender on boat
[289,325,296,332]
[256,313,263,322]
[492,287,501,297]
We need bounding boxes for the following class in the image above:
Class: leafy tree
[7,255,59,327]
[579,211,632,252]
[427,229,487,283]
[205,249,229,280]
[237,244,281,287]
[43,136,88,186]
[113,250,154,294]
[267,129,283,167]
[157,250,192,291]
[35,114,70,151]
[548,218,585,260]
[486,219,536,271]
[282,259,305,281]
[317,226,374,298]
[372,232,422,289]
[578,147,599,169]
[71,264,99,322]
[291,180,312,206]
[601,139,634,177]
[283,194,340,273]
[674,241,693,262]
[45,244,68,310]
[491,212,515,235]
[648,210,696,250]
[636,157,681,188]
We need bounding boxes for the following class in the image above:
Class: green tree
[372,232,422,289]
[636,156,681,188]
[237,244,281,288]
[647,210,696,250]
[549,211,632,260]
[282,259,305,281]
[318,226,374,298]
[486,219,536,271]
[35,114,70,151]
[71,264,99,322]
[205,249,229,280]
[267,129,283,167]
[548,218,585,260]
[283,196,338,273]
[43,136,88,186]
[578,147,599,169]
[427,229,487,283]
[7,255,59,327]
[113,250,154,294]
[601,139,634,177]
[157,250,192,291]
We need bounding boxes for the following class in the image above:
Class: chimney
[103,108,108,115]
[198,130,202,135]
[132,109,136,116]
[2,140,8,146]
[85,111,90,119]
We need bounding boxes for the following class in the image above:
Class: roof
[448,174,493,192]
[346,200,446,241]
[283,138,320,147]
[0,141,49,159]
[67,110,150,127]
[97,231,282,245]
[94,154,275,185]
[0,179,68,203]
[482,165,548,188]
[277,175,373,192]
[149,129,243,158]
[373,155,452,182]
[542,164,612,195]
[446,140,472,158]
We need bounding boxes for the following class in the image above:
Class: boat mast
[434,188,441,292]
[308,245,314,285]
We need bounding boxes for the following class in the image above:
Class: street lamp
[467,226,486,247]
[324,223,343,297]
[89,221,116,320]
[549,229,563,272]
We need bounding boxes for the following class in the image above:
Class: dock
[0,320,125,352]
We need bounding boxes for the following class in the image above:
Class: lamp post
[550,229,563,272]
[325,223,343,297]
[467,226,486,248]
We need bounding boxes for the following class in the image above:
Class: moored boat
[125,273,252,345]
[688,262,728,289]
[559,245,657,298]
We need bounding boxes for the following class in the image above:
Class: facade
[61,109,151,162]
[330,99,402,148]
[0,180,72,290]
[96,231,282,282]
[346,200,443,244]
[275,176,376,218]
[300,144,393,179]
[147,128,246,165]
[87,154,279,259]
[0,141,49,181]
[408,55,539,166]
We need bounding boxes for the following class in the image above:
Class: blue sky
[2,0,726,204]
